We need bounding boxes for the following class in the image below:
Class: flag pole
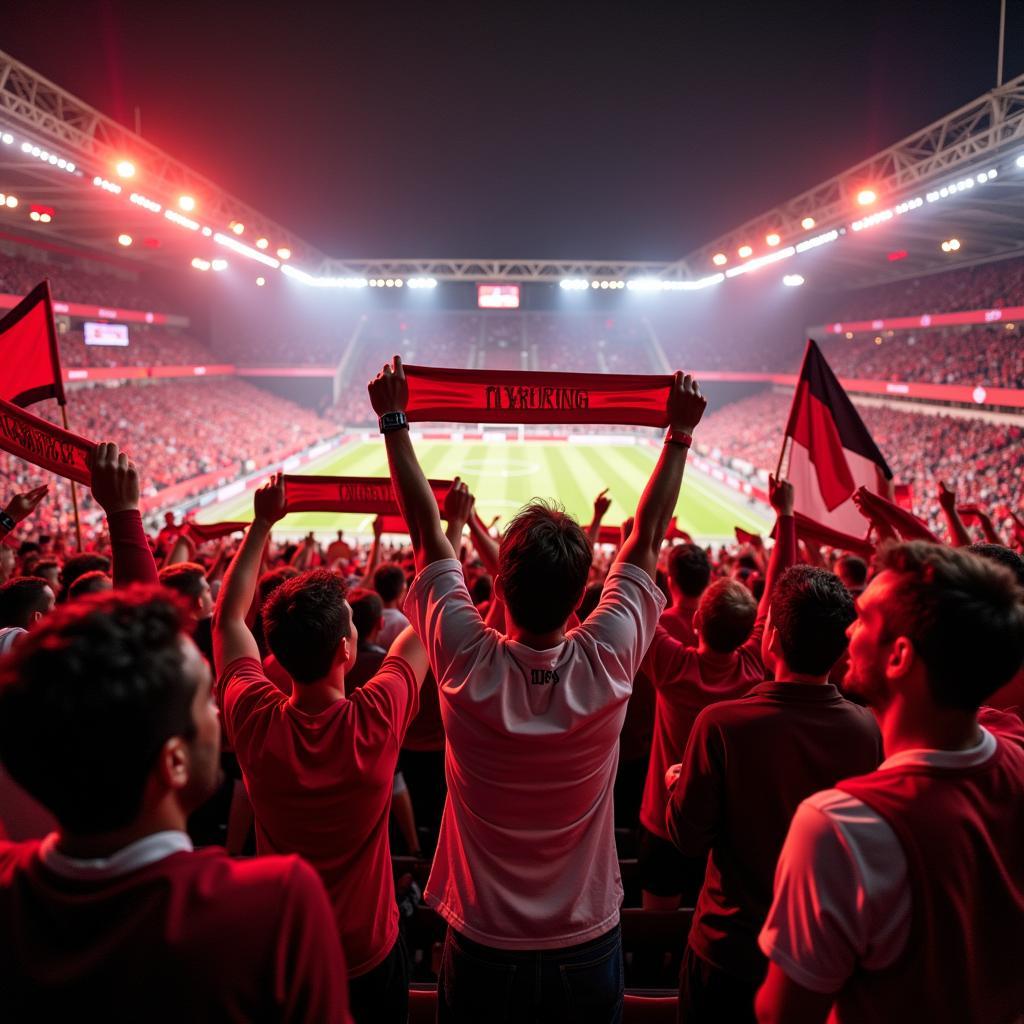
[775,339,812,481]
[59,404,84,552]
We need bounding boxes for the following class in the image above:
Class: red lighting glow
[887,250,908,262]
[856,188,878,206]
[116,160,136,179]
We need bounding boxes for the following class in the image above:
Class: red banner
[184,520,249,542]
[403,365,674,426]
[283,475,451,515]
[0,396,95,485]
[855,486,940,544]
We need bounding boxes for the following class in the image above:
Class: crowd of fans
[0,362,1021,1023]
[697,388,1024,536]
[57,325,217,368]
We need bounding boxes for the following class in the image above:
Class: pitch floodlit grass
[198,439,772,542]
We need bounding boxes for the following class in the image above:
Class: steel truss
[311,256,679,282]
[676,71,1024,276]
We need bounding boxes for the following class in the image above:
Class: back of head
[836,554,869,593]
[159,562,207,601]
[695,578,757,653]
[969,542,1024,588]
[262,569,351,683]
[498,500,592,634]
[60,552,112,595]
[257,565,300,605]
[771,565,856,676]
[348,587,384,643]
[0,588,195,834]
[0,577,54,630]
[372,563,406,604]
[68,570,113,600]
[470,573,493,606]
[668,543,711,598]
[878,541,1024,710]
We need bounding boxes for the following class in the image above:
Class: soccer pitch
[198,439,772,543]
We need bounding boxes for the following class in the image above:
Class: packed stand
[57,325,218,369]
[526,312,661,373]
[0,360,1022,1024]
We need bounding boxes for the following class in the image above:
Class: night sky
[6,1,1022,260]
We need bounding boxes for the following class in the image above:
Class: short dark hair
[0,589,195,834]
[60,553,111,593]
[771,566,856,675]
[258,565,300,604]
[68,570,112,600]
[34,558,60,579]
[878,542,1024,710]
[836,554,869,590]
[695,578,757,653]
[349,587,384,640]
[668,543,711,598]
[262,569,351,683]
[970,543,1024,587]
[498,500,592,634]
[158,562,207,601]
[373,564,406,603]
[0,577,53,629]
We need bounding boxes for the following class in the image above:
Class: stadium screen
[478,283,520,309]
[84,321,130,347]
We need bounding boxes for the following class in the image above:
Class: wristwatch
[378,411,409,434]
[664,428,693,449]
[0,511,15,533]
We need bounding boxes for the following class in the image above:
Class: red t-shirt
[218,656,418,976]
[0,843,350,1022]
[638,620,766,840]
[660,603,698,647]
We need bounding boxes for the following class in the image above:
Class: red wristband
[665,429,693,449]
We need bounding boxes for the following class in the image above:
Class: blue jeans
[437,923,624,1024]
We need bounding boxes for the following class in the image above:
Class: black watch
[378,411,409,434]
[0,511,15,532]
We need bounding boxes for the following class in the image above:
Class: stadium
[1,8,1024,1023]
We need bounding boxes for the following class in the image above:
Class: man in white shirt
[755,541,1024,1024]
[368,355,707,1023]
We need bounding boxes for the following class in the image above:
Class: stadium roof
[2,47,1024,293]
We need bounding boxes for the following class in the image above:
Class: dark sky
[5,1,1022,260]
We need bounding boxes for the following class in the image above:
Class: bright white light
[117,234,133,247]
[941,241,951,252]
[178,195,196,212]
[395,278,404,287]
[211,258,228,271]
[191,257,211,271]
[783,274,805,287]
[5,195,18,209]
[201,226,213,237]
[0,133,12,145]
[559,278,589,290]
[712,252,727,266]
[92,176,122,195]
[40,213,51,223]
[116,160,136,178]
[948,238,961,251]
[738,245,753,258]
[408,276,438,289]
[800,216,816,230]
[230,221,244,235]
[281,264,369,288]
[255,237,269,249]
[129,192,161,213]
[626,274,724,292]
[765,232,781,247]
[856,188,877,206]
[213,231,281,268]
[385,278,395,287]
[976,172,989,184]
[725,246,796,278]
[165,209,200,230]
[256,277,266,287]
[277,247,291,260]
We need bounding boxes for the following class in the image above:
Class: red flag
[789,511,875,557]
[595,525,621,545]
[403,365,674,426]
[283,475,451,516]
[781,340,892,545]
[855,486,941,543]
[0,396,94,485]
[0,281,66,408]
[734,526,762,546]
[184,521,249,543]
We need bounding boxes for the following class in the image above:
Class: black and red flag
[0,280,66,408]
[780,340,893,550]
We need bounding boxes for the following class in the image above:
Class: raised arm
[386,625,430,691]
[937,480,972,548]
[616,372,707,579]
[363,516,384,577]
[444,480,474,552]
[468,510,501,576]
[0,484,48,542]
[90,441,159,587]
[757,475,797,620]
[587,488,612,544]
[368,355,454,572]
[213,473,287,673]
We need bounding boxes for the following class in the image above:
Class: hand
[253,472,288,527]
[443,477,475,526]
[3,484,48,524]
[620,516,634,545]
[937,480,957,512]
[372,515,383,540]
[593,488,612,521]
[768,474,795,516]
[666,372,708,433]
[89,441,140,515]
[487,515,501,530]
[368,354,409,415]
[664,763,682,791]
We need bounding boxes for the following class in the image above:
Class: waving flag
[0,281,66,408]
[779,340,892,550]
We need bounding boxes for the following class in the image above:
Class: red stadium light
[115,160,136,179]
[765,232,781,247]
[887,250,908,261]
[178,195,196,212]
[29,203,54,223]
[117,233,133,247]
[255,237,269,250]
[856,188,877,206]
[800,216,816,230]
[191,257,211,271]
[738,244,753,259]
[276,247,291,260]
[230,220,245,235]
[712,252,727,266]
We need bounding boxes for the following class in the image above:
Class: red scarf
[283,474,451,515]
[404,365,673,426]
[0,396,94,485]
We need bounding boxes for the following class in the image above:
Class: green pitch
[198,440,772,542]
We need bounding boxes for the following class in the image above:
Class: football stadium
[1,7,1023,1022]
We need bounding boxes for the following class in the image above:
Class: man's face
[164,513,175,527]
[844,570,899,708]
[38,565,59,589]
[195,577,214,619]
[179,635,221,812]
[31,586,56,627]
